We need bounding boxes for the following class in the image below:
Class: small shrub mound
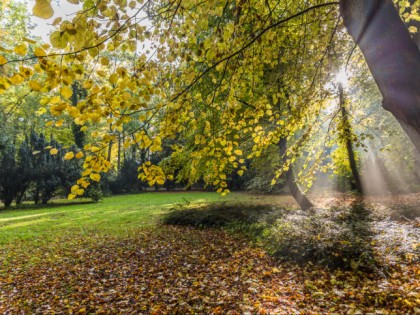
[163,202,382,271]
[261,202,377,270]
[163,202,286,228]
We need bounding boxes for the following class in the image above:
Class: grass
[0,192,251,246]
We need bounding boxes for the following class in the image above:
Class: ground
[0,192,419,314]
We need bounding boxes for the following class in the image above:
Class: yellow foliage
[32,0,54,19]
[0,55,8,65]
[64,152,75,160]
[90,173,101,182]
[14,44,27,56]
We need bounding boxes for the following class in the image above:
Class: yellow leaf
[36,107,47,115]
[52,17,62,26]
[9,74,24,85]
[83,80,93,89]
[408,26,418,33]
[97,70,107,77]
[45,121,54,127]
[100,57,109,65]
[14,44,27,56]
[29,80,42,91]
[0,47,13,53]
[67,0,79,4]
[0,55,8,65]
[50,31,68,49]
[90,173,101,182]
[32,0,54,19]
[76,188,84,195]
[22,37,37,44]
[64,152,75,160]
[55,119,64,127]
[50,148,58,155]
[109,73,118,84]
[81,181,90,188]
[61,86,73,98]
[68,193,77,200]
[33,47,46,57]
[237,170,244,176]
[71,185,79,192]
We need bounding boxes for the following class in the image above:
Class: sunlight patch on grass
[0,212,55,222]
[0,218,50,229]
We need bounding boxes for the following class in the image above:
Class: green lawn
[0,192,251,246]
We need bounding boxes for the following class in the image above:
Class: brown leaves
[0,226,419,314]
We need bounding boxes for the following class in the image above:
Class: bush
[86,184,103,202]
[260,202,377,270]
[163,201,378,271]
[163,203,286,228]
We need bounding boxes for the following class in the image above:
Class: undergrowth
[163,201,420,272]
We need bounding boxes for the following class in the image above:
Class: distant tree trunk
[278,138,314,210]
[117,133,122,174]
[338,83,363,194]
[15,183,29,205]
[340,0,420,152]
[33,186,40,205]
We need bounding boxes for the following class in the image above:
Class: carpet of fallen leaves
[1,225,419,314]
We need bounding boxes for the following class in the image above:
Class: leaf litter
[0,223,419,314]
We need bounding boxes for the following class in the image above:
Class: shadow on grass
[163,201,379,271]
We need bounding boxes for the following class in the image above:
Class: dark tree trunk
[338,83,363,194]
[340,0,420,152]
[117,133,122,174]
[278,138,314,210]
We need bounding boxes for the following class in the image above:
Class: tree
[337,81,363,194]
[340,0,420,152]
[0,145,19,207]
[1,0,419,198]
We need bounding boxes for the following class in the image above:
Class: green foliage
[85,182,103,202]
[109,158,143,194]
[0,145,19,206]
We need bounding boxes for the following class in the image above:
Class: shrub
[260,202,377,270]
[163,201,378,271]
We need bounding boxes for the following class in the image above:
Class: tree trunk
[278,138,314,210]
[338,82,363,194]
[117,133,121,174]
[340,0,420,152]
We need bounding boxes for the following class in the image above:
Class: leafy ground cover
[0,192,419,314]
